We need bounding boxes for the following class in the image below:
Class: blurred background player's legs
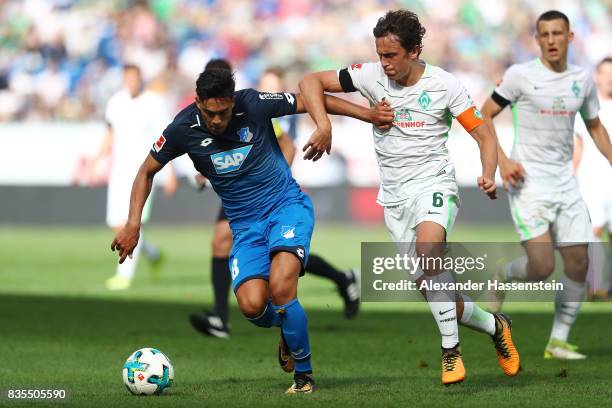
[545,244,588,359]
[306,254,359,319]
[106,226,143,290]
[189,208,233,338]
[189,207,360,338]
[105,185,163,290]
[493,229,588,359]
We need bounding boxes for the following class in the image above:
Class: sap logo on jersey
[211,145,253,174]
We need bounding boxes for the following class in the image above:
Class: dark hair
[536,10,570,32]
[597,57,612,70]
[123,63,141,74]
[196,68,235,100]
[205,58,232,72]
[373,10,426,55]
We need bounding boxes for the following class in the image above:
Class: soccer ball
[122,347,174,395]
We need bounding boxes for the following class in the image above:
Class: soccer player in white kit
[90,65,170,290]
[299,10,520,385]
[574,57,612,300]
[481,11,612,360]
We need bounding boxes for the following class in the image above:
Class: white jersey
[495,59,600,191]
[575,98,612,183]
[341,61,483,206]
[575,98,612,229]
[105,89,170,181]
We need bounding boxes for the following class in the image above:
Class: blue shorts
[229,196,314,292]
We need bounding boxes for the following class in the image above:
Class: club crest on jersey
[571,80,581,97]
[418,91,431,110]
[153,135,166,152]
[281,226,295,239]
[210,145,253,174]
[237,127,253,142]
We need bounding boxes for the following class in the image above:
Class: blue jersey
[150,89,304,230]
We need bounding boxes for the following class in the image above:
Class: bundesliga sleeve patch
[456,107,485,132]
[153,135,166,152]
[258,93,284,100]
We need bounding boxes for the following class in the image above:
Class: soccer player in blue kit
[111,67,393,394]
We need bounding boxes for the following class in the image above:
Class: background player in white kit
[574,57,612,300]
[481,11,612,360]
[299,9,520,385]
[89,65,171,290]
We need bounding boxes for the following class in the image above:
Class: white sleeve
[341,62,379,103]
[445,74,476,117]
[574,115,589,139]
[494,65,523,103]
[580,76,600,121]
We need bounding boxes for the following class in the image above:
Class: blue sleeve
[150,121,186,165]
[240,88,298,119]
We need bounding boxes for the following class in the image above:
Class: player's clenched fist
[477,175,497,200]
[302,126,332,162]
[371,99,394,130]
[111,224,140,264]
[499,158,526,190]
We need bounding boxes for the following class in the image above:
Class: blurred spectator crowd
[0,0,610,122]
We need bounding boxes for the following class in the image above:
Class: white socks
[459,294,496,335]
[550,275,585,342]
[503,256,528,281]
[425,271,459,349]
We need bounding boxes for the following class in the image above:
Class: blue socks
[272,299,312,373]
[247,301,281,328]
[246,298,312,373]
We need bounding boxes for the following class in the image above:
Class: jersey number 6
[432,192,443,208]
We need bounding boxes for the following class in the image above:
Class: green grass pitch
[0,224,611,407]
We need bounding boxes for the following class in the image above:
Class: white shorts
[508,185,592,245]
[383,176,460,280]
[106,175,153,228]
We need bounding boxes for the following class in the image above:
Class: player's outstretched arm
[481,98,525,189]
[298,71,343,161]
[584,116,612,165]
[111,154,164,263]
[469,123,498,200]
[295,93,392,127]
[481,98,508,162]
[298,71,393,160]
